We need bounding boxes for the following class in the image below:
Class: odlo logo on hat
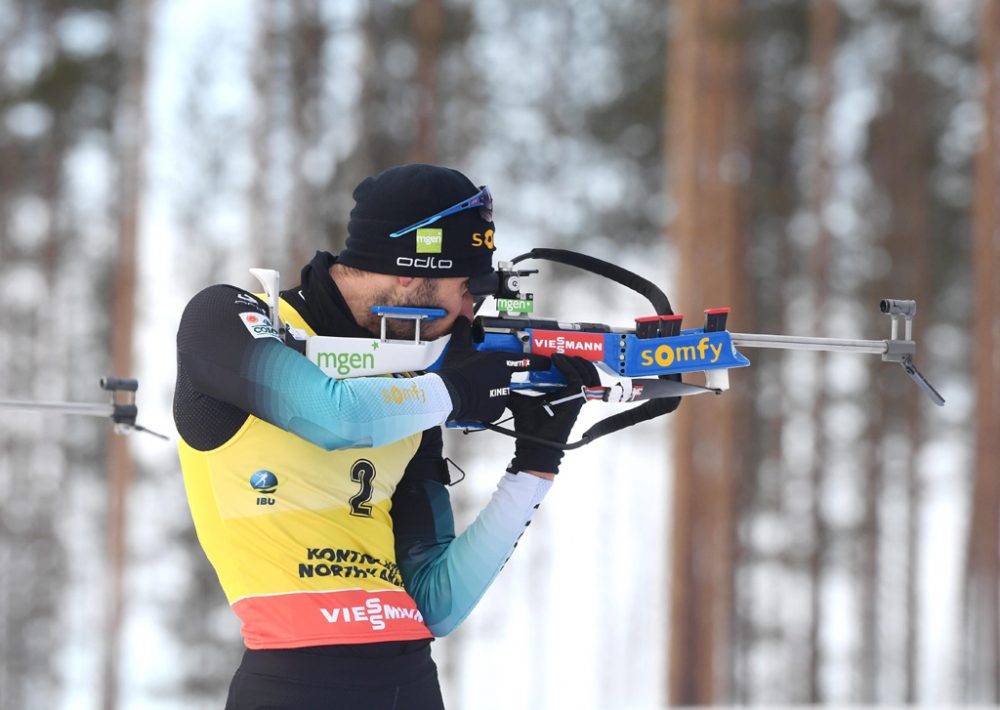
[342,164,496,277]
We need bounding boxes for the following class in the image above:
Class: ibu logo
[250,470,278,506]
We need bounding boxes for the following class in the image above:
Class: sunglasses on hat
[389,185,493,239]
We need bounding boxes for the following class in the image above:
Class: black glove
[507,354,600,474]
[436,316,550,423]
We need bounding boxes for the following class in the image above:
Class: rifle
[0,377,167,438]
[250,249,944,449]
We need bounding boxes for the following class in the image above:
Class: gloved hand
[507,354,600,474]
[436,316,550,423]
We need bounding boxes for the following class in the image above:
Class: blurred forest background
[0,0,997,708]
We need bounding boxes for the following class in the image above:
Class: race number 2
[348,459,376,518]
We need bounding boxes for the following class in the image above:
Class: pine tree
[665,0,752,702]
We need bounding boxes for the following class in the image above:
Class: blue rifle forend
[426,325,751,391]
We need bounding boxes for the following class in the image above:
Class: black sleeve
[173,284,275,450]
[400,426,451,485]
[391,426,451,561]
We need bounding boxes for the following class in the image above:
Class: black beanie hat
[339,164,496,278]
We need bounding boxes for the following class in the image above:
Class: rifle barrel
[0,400,115,417]
[730,333,887,355]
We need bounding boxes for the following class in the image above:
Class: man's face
[377,276,473,341]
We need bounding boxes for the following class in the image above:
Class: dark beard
[370,279,441,340]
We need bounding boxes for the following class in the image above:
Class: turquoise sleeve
[393,472,552,636]
[242,338,454,450]
[176,284,455,450]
